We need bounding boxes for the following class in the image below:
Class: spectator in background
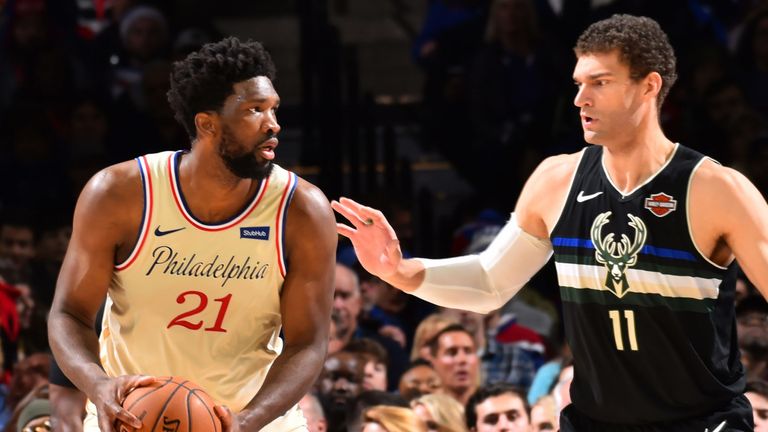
[736,7,768,121]
[0,212,38,364]
[529,395,557,432]
[737,295,768,382]
[333,263,408,389]
[98,5,168,103]
[317,351,365,432]
[413,0,488,180]
[398,359,443,402]
[362,405,427,432]
[746,380,768,432]
[411,314,458,361]
[411,393,468,432]
[428,324,480,405]
[465,383,530,432]
[551,361,573,417]
[15,398,51,432]
[440,308,486,353]
[299,393,327,432]
[345,338,389,392]
[0,353,50,430]
[468,0,562,200]
[346,391,410,432]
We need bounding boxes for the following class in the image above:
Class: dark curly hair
[465,383,529,428]
[574,14,678,108]
[167,36,276,139]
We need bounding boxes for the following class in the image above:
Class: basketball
[119,376,222,432]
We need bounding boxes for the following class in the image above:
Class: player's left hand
[213,405,241,432]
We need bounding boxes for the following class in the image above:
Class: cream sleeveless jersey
[96,150,305,428]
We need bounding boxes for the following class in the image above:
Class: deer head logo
[590,212,647,298]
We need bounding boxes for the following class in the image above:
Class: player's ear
[194,112,219,138]
[644,72,662,99]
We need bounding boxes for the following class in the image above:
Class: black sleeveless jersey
[550,144,744,424]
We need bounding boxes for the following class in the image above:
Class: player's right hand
[331,197,403,279]
[91,374,155,432]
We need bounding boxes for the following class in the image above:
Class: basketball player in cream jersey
[48,38,337,431]
[333,15,768,431]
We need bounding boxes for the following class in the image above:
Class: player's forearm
[48,310,109,399]
[396,215,553,313]
[239,341,326,430]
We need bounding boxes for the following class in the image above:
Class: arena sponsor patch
[644,192,677,217]
[240,226,270,240]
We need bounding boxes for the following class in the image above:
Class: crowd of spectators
[0,0,767,430]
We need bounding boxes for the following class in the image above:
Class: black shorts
[560,395,754,432]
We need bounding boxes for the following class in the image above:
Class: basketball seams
[149,380,189,431]
[125,377,174,411]
[122,376,219,432]
[189,389,219,432]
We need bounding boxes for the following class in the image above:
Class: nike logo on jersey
[576,191,603,202]
[154,226,186,236]
[705,421,727,432]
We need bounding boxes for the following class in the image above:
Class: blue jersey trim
[280,173,298,273]
[552,237,697,262]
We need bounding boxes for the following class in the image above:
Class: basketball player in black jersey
[333,15,768,431]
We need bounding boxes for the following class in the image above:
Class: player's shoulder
[78,159,144,214]
[691,158,752,195]
[287,175,334,222]
[529,150,584,188]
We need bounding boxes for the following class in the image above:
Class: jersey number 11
[609,310,638,351]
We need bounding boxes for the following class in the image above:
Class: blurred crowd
[1,0,768,431]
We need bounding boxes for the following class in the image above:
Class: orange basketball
[119,376,222,432]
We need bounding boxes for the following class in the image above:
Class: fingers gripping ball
[119,377,222,432]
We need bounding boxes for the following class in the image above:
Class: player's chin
[582,131,599,144]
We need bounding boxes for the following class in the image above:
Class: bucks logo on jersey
[590,212,648,298]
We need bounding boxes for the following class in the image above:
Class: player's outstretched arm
[693,161,768,298]
[333,153,576,314]
[233,178,337,431]
[48,163,154,432]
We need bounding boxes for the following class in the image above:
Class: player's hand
[91,374,155,432]
[214,405,241,432]
[331,197,403,279]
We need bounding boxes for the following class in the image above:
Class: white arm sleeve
[410,213,553,314]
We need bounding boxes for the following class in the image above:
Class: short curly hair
[167,36,276,139]
[574,14,678,108]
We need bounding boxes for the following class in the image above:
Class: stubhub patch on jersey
[240,226,270,240]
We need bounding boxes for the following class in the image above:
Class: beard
[219,125,274,180]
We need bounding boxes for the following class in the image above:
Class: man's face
[217,76,281,181]
[332,265,361,335]
[432,331,478,393]
[398,365,442,400]
[0,225,35,269]
[572,51,648,146]
[530,396,557,432]
[737,309,768,350]
[318,352,364,415]
[746,391,768,432]
[363,359,387,391]
[473,393,530,432]
[298,394,327,432]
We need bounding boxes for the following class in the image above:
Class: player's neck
[601,126,675,195]
[177,148,260,222]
